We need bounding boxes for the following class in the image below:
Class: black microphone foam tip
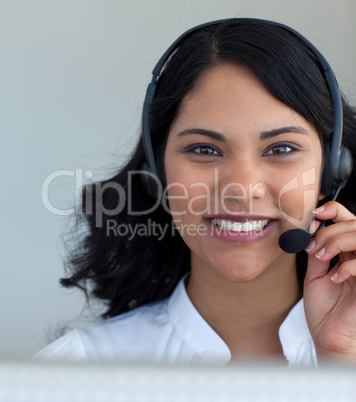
[278,229,311,254]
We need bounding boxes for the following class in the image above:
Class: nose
[218,159,266,209]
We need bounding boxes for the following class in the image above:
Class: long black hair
[61,19,356,318]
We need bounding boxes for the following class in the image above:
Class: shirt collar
[167,274,231,365]
[167,274,312,365]
[278,298,313,360]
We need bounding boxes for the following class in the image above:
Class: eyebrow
[176,128,227,142]
[260,126,309,140]
[176,125,309,142]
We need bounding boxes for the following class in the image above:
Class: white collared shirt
[35,275,317,366]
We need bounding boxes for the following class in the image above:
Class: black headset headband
[142,18,352,198]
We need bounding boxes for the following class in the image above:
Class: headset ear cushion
[321,144,333,197]
[141,162,161,201]
[339,145,353,184]
[321,144,353,197]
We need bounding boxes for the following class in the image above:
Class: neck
[186,253,302,359]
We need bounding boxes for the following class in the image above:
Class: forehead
[170,63,317,140]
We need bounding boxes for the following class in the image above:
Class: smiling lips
[205,216,276,242]
[212,218,269,232]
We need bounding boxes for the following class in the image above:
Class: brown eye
[192,146,220,156]
[186,144,222,156]
[264,144,295,155]
[183,143,223,161]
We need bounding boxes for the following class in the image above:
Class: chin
[201,253,274,283]
[202,244,291,283]
[215,265,269,283]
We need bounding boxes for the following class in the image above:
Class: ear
[318,192,326,201]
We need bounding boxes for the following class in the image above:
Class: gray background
[1,0,356,359]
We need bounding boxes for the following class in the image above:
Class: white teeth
[212,219,269,232]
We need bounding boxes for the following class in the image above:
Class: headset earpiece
[321,143,353,197]
[338,145,353,185]
[141,80,161,201]
[141,162,161,201]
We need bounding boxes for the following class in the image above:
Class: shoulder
[33,328,88,363]
[34,299,172,363]
[34,273,231,365]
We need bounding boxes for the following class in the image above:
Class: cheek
[165,168,215,217]
[164,166,214,243]
[276,166,321,228]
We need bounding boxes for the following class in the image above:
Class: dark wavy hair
[61,19,356,318]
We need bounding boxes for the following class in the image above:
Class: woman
[36,18,356,366]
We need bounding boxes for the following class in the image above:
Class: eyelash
[184,143,299,157]
[263,143,299,156]
[186,144,222,156]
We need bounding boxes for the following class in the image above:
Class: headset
[141,18,353,203]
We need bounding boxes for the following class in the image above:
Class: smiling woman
[166,63,321,271]
[35,19,356,365]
